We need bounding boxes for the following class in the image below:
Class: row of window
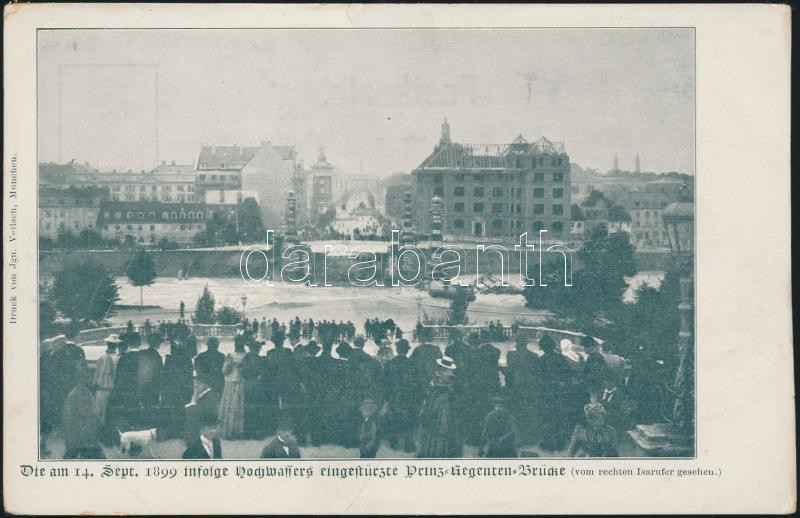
[451,202,565,215]
[42,222,94,230]
[197,174,238,182]
[451,219,565,235]
[111,184,195,192]
[433,171,566,184]
[107,224,205,232]
[111,194,198,203]
[436,186,565,199]
[103,210,206,221]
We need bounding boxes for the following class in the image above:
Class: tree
[193,286,216,324]
[127,249,157,308]
[51,260,119,324]
[215,306,242,325]
[446,285,476,325]
[238,197,264,243]
[39,300,57,338]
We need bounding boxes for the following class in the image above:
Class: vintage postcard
[3,3,794,515]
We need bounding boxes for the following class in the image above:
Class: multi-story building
[203,189,260,222]
[198,141,300,229]
[97,201,207,244]
[384,173,413,220]
[412,120,571,243]
[39,186,106,239]
[69,168,199,203]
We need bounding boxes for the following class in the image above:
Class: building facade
[412,120,572,243]
[97,201,207,244]
[39,186,106,239]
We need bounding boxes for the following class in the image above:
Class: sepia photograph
[35,27,698,462]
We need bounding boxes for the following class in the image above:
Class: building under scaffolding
[412,120,572,243]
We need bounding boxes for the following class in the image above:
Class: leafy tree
[238,197,264,243]
[446,285,476,325]
[39,300,57,338]
[51,260,119,324]
[193,286,216,324]
[215,306,242,325]
[127,249,157,307]
[56,229,78,250]
[157,237,180,250]
[193,211,238,247]
[77,229,104,249]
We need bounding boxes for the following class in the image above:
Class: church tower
[635,153,641,173]
[613,153,619,172]
[440,117,451,146]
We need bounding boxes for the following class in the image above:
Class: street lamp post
[241,294,248,320]
[627,185,694,457]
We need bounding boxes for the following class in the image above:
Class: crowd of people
[40,317,665,460]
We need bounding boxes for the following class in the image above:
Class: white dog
[118,428,158,458]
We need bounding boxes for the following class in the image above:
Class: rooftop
[416,136,566,171]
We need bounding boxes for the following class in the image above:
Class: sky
[37,29,694,176]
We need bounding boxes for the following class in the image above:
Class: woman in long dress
[416,356,462,458]
[217,342,247,439]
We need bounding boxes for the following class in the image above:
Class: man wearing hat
[383,338,416,452]
[479,395,520,458]
[260,416,301,458]
[93,334,120,436]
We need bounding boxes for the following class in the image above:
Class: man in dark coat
[183,374,219,445]
[182,417,222,459]
[45,337,87,431]
[480,396,520,458]
[108,342,139,432]
[261,417,301,458]
[505,334,538,442]
[311,338,346,446]
[241,341,267,439]
[262,329,302,436]
[136,337,163,426]
[159,341,194,439]
[537,334,574,451]
[383,339,416,452]
[194,337,225,395]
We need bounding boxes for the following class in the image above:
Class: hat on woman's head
[436,355,457,370]
[538,333,557,352]
[584,402,608,427]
